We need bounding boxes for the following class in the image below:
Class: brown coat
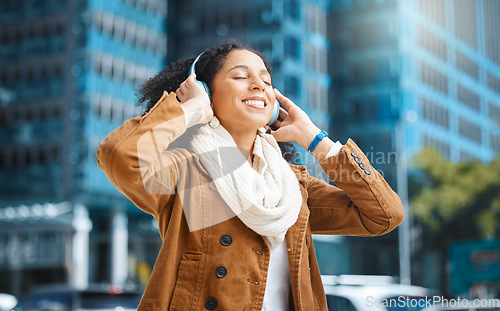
[97,92,404,311]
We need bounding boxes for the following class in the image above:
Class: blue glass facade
[331,0,500,169]
[329,0,500,282]
[0,0,167,295]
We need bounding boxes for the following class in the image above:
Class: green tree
[409,148,500,295]
[410,148,500,241]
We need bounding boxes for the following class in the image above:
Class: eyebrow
[227,65,270,75]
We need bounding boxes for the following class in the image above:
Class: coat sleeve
[306,139,405,236]
[96,91,188,217]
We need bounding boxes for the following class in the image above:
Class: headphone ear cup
[267,99,280,126]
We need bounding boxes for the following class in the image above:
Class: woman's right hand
[176,73,213,127]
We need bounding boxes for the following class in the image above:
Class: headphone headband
[189,52,211,98]
[189,52,204,76]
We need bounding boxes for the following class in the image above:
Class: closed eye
[234,76,272,86]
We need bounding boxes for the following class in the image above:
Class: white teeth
[243,100,265,108]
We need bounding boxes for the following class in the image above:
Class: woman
[97,40,404,311]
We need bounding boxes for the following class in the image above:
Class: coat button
[220,234,232,246]
[359,163,365,170]
[216,266,227,278]
[351,151,358,157]
[364,169,371,175]
[354,157,361,164]
[205,297,218,310]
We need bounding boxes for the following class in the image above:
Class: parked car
[323,275,439,311]
[0,293,18,311]
[421,299,500,311]
[13,284,142,311]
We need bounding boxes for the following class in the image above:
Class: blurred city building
[329,0,500,292]
[0,0,167,296]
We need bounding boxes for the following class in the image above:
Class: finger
[278,106,288,120]
[274,89,295,110]
[269,126,291,143]
[187,72,196,83]
[268,117,280,128]
[176,87,183,98]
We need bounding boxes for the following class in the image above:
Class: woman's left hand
[265,89,321,150]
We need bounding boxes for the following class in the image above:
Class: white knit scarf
[189,117,302,247]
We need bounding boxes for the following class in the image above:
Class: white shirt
[262,240,291,310]
[261,142,343,311]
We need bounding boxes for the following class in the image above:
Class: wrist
[307,130,328,153]
[299,125,335,161]
[181,98,207,128]
[298,125,321,149]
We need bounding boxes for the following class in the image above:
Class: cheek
[212,98,237,119]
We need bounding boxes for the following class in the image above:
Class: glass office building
[0,0,167,295]
[328,0,500,283]
[331,0,500,178]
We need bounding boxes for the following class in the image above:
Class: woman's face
[210,49,275,132]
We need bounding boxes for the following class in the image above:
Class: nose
[249,76,266,91]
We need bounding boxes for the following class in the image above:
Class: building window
[422,134,450,159]
[484,0,500,65]
[308,45,327,73]
[351,59,378,82]
[284,75,300,98]
[420,62,448,94]
[459,117,482,143]
[421,98,449,129]
[92,93,139,123]
[456,51,479,80]
[459,150,479,161]
[284,36,300,59]
[308,81,327,111]
[284,0,301,21]
[457,84,480,111]
[122,0,167,15]
[306,5,326,36]
[254,40,273,57]
[487,72,500,96]
[92,9,166,55]
[490,132,500,153]
[349,96,379,122]
[454,0,478,48]
[418,0,446,26]
[488,102,500,125]
[113,16,126,42]
[419,26,447,60]
[351,20,394,48]
[92,52,155,86]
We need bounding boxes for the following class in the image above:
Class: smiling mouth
[242,99,266,109]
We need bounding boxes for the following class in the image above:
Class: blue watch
[307,130,328,153]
